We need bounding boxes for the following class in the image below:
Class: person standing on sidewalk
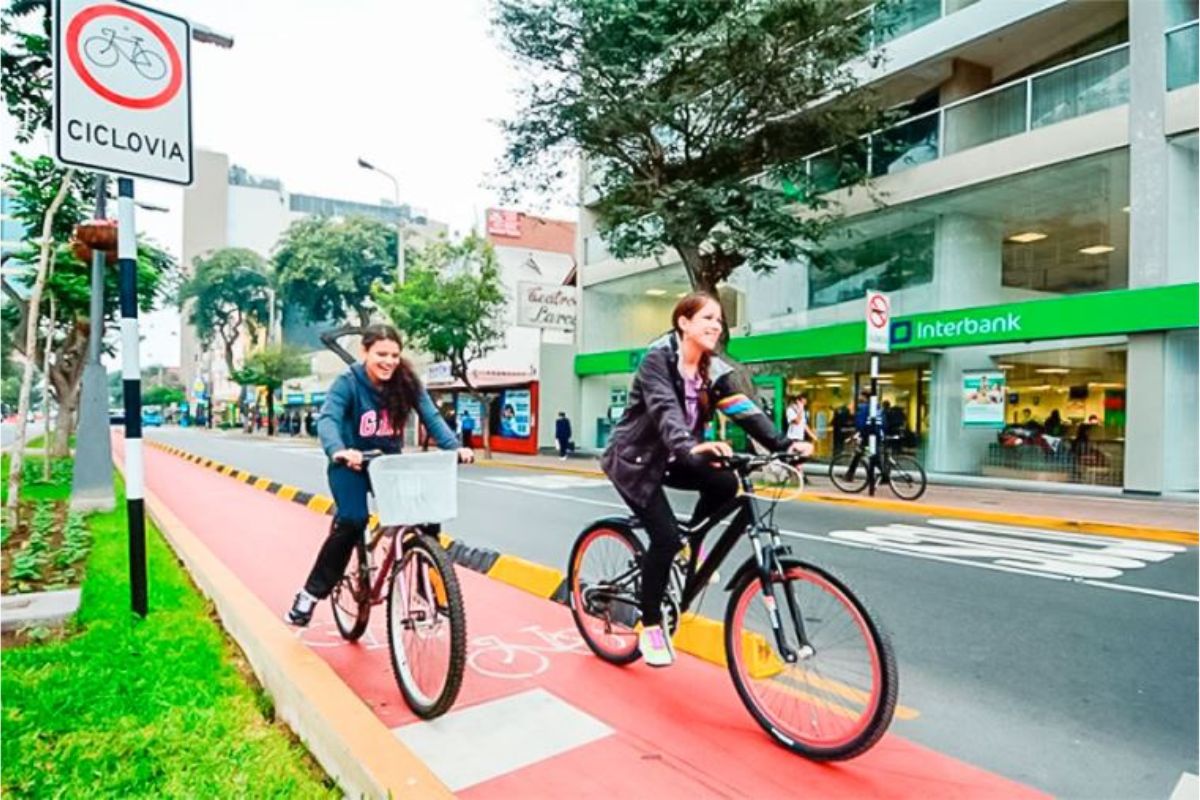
[286,324,474,626]
[555,412,573,460]
[785,395,817,448]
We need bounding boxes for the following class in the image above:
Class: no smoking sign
[55,0,192,184]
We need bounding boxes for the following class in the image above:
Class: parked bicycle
[828,431,927,500]
[330,451,466,719]
[568,452,898,761]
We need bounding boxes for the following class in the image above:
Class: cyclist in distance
[600,292,813,666]
[286,324,473,626]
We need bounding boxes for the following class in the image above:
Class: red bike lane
[132,441,1048,798]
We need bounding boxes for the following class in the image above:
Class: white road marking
[486,474,609,490]
[392,688,612,791]
[457,478,1198,603]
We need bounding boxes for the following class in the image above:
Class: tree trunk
[266,389,276,436]
[42,295,56,481]
[49,323,90,458]
[7,168,74,518]
[477,393,494,459]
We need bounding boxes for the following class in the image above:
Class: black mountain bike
[829,432,927,500]
[567,452,898,761]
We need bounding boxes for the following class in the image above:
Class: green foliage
[1,0,53,143]
[232,345,309,393]
[274,215,398,328]
[2,154,91,241]
[177,247,272,375]
[0,474,338,797]
[495,0,889,292]
[374,232,507,385]
[142,385,186,407]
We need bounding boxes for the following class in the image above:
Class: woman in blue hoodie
[287,324,473,626]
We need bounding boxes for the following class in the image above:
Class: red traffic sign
[65,3,183,110]
[868,293,890,329]
[865,291,891,354]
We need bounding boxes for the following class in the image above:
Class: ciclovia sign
[54,0,193,184]
[865,290,890,354]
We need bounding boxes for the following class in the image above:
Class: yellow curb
[478,458,1196,546]
[486,554,564,599]
[307,495,335,515]
[253,477,272,491]
[276,485,299,501]
[121,462,454,799]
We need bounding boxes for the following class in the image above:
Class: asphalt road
[147,427,1199,799]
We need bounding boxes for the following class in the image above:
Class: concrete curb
[0,588,81,632]
[122,451,455,799]
[476,457,1198,546]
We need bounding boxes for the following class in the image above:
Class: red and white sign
[486,208,522,238]
[54,0,192,184]
[865,291,890,354]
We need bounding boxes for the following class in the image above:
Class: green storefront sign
[575,283,1199,376]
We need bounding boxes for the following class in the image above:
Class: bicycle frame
[362,525,403,606]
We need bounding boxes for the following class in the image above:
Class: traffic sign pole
[864,291,890,497]
[118,176,148,616]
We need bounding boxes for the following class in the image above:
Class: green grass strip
[1,470,338,798]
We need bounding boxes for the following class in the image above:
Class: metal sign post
[864,292,891,497]
[55,0,194,616]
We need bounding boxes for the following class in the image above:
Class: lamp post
[357,157,406,285]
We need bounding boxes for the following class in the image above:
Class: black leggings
[617,457,738,626]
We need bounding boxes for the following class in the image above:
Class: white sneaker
[639,624,675,667]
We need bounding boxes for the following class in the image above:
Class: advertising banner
[498,388,532,438]
[962,371,1006,428]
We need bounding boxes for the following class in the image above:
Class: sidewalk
[480,451,1199,535]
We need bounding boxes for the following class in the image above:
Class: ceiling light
[1122,206,1130,213]
[1035,367,1070,374]
[676,292,688,298]
[816,370,843,377]
[1079,245,1115,255]
[645,289,667,296]
[1008,232,1047,243]
[996,364,1015,370]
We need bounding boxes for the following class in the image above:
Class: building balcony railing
[1167,19,1199,92]
[800,41,1134,192]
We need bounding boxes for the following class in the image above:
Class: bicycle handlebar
[717,451,809,473]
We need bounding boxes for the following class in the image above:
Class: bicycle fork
[749,528,815,664]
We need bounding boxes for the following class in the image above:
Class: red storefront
[426,369,541,456]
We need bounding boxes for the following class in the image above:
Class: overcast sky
[3,0,574,367]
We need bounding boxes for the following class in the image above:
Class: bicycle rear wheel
[725,558,897,760]
[568,522,644,665]
[331,540,371,641]
[828,450,869,494]
[886,454,927,501]
[387,533,466,719]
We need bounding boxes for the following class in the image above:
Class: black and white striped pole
[118,176,148,617]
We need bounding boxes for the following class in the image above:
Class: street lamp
[357,157,406,285]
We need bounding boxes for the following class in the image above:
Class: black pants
[557,437,570,456]
[302,464,439,599]
[617,457,738,626]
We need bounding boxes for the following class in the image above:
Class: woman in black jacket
[600,293,812,666]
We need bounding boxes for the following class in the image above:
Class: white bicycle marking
[467,625,590,679]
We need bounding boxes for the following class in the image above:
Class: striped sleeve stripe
[716,394,760,418]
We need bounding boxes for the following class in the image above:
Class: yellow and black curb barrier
[144,439,797,678]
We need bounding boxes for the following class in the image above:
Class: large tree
[273,215,398,358]
[375,233,507,456]
[495,0,888,298]
[232,345,309,437]
[177,247,274,379]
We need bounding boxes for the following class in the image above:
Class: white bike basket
[367,451,458,525]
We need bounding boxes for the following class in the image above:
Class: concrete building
[575,0,1199,494]
[425,208,578,454]
[179,149,448,422]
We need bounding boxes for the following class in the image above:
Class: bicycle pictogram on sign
[65,3,183,110]
[868,294,890,329]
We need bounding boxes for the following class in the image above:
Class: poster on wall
[498,389,532,438]
[962,371,1006,428]
[456,395,483,430]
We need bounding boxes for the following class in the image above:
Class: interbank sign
[575,283,1200,376]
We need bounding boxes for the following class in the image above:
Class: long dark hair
[361,324,422,435]
[671,291,722,421]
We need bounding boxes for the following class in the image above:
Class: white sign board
[517,282,578,331]
[865,290,891,354]
[54,0,192,184]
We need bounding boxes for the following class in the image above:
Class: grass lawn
[23,433,76,450]
[1,460,338,798]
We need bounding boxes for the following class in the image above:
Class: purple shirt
[683,372,702,431]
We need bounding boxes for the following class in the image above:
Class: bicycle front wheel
[331,540,370,641]
[828,450,869,494]
[387,534,466,719]
[568,522,644,665]
[886,454,927,501]
[725,558,897,760]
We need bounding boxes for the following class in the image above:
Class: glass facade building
[573,0,1200,494]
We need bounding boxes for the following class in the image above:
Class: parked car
[141,409,164,427]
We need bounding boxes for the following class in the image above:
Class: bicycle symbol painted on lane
[83,26,168,82]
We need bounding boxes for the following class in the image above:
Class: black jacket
[601,333,790,506]
[555,417,572,441]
